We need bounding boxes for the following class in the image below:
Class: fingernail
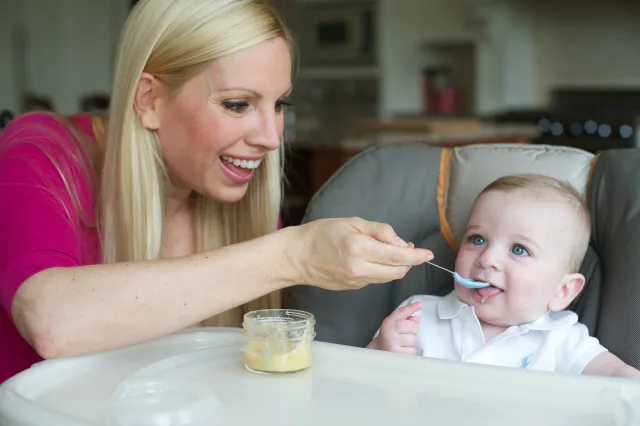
[394,235,408,247]
[425,252,434,261]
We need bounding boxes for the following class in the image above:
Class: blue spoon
[425,261,490,289]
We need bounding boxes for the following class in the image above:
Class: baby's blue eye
[470,235,485,245]
[511,244,529,256]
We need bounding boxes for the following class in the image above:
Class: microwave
[299,1,377,67]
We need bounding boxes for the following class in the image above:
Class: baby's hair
[479,173,591,272]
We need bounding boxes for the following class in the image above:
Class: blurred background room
[2,0,639,225]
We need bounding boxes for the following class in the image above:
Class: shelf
[298,66,380,80]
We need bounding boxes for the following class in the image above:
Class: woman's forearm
[12,227,301,359]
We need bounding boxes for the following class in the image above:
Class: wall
[474,1,537,114]
[377,0,540,117]
[377,0,477,118]
[0,0,130,116]
[534,0,640,104]
[0,0,21,114]
[377,0,640,117]
[12,0,635,118]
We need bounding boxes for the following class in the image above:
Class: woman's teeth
[221,155,262,169]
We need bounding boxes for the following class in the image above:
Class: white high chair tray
[1,327,639,426]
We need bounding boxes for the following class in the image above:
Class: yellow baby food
[244,339,313,373]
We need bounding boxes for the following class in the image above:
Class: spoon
[425,261,490,289]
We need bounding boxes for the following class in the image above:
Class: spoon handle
[425,261,454,276]
[425,261,490,289]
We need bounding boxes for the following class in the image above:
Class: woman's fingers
[362,237,433,267]
[346,219,433,267]
[297,217,436,291]
[344,262,412,286]
[350,218,408,247]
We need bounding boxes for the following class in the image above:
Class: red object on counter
[422,67,459,115]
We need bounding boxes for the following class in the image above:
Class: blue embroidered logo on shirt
[520,353,534,369]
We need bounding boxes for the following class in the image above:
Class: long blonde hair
[100,0,295,324]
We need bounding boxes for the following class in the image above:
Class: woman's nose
[246,110,282,151]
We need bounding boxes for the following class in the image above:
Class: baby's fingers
[390,301,423,321]
[395,318,419,335]
[394,346,417,355]
[392,333,417,348]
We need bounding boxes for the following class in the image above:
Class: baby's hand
[372,301,422,355]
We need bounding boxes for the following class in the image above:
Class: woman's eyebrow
[216,86,293,98]
[217,87,261,97]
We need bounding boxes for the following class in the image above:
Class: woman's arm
[2,114,431,359]
[14,218,430,359]
[12,227,300,359]
[4,113,293,359]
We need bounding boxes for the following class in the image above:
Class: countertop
[291,121,540,151]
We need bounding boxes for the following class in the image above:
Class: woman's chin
[200,184,250,204]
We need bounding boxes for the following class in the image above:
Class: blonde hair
[478,173,591,272]
[99,0,295,324]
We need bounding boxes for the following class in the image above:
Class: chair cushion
[286,142,640,369]
[588,148,640,369]
[440,143,594,250]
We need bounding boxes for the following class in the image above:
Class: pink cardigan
[0,112,284,383]
[0,112,100,383]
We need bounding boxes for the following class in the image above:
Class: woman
[0,0,432,383]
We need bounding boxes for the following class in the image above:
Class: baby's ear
[548,273,585,312]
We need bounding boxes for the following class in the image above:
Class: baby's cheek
[510,283,547,317]
[453,284,473,304]
[454,250,472,273]
[518,282,539,299]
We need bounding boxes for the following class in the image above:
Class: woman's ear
[548,273,586,312]
[134,72,161,130]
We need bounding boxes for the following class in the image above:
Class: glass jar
[242,309,316,374]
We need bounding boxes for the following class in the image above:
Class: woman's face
[150,37,292,203]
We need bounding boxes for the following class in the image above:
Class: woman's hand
[286,217,433,291]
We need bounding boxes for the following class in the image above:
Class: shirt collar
[524,309,578,330]
[436,291,578,330]
[437,291,468,319]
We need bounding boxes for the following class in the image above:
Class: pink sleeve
[0,113,92,316]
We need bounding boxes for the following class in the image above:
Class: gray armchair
[285,143,640,369]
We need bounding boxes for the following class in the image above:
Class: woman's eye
[511,244,529,256]
[469,235,485,246]
[275,100,291,113]
[222,101,250,113]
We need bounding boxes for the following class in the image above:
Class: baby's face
[454,189,578,327]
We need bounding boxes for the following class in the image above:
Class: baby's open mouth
[474,283,503,304]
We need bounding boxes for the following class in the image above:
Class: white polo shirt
[387,291,607,374]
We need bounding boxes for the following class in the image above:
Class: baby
[368,173,640,379]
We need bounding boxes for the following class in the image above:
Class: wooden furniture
[281,118,538,227]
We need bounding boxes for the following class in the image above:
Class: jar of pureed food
[242,309,316,374]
